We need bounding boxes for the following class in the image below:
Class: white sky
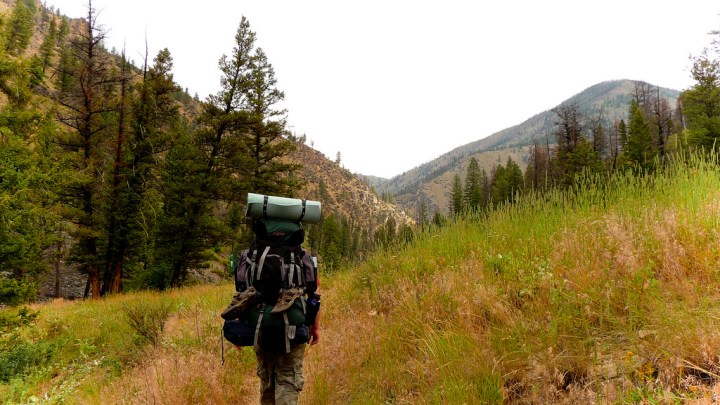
[45,0,720,178]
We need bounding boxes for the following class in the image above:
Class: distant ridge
[374,80,680,215]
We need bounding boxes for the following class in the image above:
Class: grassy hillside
[2,155,719,404]
[309,154,720,403]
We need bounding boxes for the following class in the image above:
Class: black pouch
[223,319,255,347]
[291,324,310,345]
[305,294,321,326]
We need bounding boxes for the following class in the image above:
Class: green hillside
[2,153,719,403]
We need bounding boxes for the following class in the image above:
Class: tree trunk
[111,257,123,293]
[90,269,101,298]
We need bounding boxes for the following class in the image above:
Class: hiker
[222,194,322,405]
[254,260,320,405]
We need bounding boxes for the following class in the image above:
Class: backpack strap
[249,249,258,286]
[253,304,265,352]
[255,246,272,282]
[283,312,291,353]
[245,252,254,287]
[288,252,296,287]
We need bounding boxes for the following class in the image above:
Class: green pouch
[246,297,305,330]
[246,299,306,351]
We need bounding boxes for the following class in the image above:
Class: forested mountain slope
[0,0,411,300]
[375,80,680,215]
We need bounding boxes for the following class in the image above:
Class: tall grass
[0,284,259,404]
[2,154,719,404]
[302,154,720,404]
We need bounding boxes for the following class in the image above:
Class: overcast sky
[45,0,720,178]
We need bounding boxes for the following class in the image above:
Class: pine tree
[417,199,429,230]
[463,157,483,210]
[450,173,464,216]
[625,99,656,170]
[242,47,300,196]
[4,0,35,56]
[163,16,300,286]
[679,33,720,153]
[101,48,183,294]
[54,0,119,298]
[39,18,57,73]
[504,157,524,204]
[0,47,62,285]
[552,103,586,187]
[490,163,507,205]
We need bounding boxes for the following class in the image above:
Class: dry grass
[299,158,720,404]
[98,345,258,405]
[3,157,720,404]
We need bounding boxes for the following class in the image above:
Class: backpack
[223,218,319,353]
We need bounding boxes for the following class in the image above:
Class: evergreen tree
[54,1,119,298]
[320,214,341,269]
[463,157,483,210]
[618,119,628,148]
[625,99,656,170]
[504,157,524,204]
[4,0,35,56]
[102,49,183,293]
[39,18,57,73]
[155,131,224,288]
[242,47,300,196]
[490,163,507,205]
[164,16,300,286]
[417,199,429,230]
[608,119,624,171]
[589,111,608,160]
[450,173,464,216]
[679,33,720,153]
[552,103,586,187]
[432,211,446,228]
[0,44,62,287]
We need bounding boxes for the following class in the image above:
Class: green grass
[303,154,720,404]
[0,284,256,404]
[2,154,720,404]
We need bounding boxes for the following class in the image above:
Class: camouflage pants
[256,343,306,405]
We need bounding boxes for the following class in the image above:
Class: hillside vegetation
[0,0,411,301]
[379,80,681,215]
[2,153,719,403]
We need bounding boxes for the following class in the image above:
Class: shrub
[121,299,173,345]
[0,278,36,306]
[0,306,38,331]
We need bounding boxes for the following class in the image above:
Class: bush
[122,299,173,345]
[0,306,38,331]
[0,341,55,382]
[0,278,36,306]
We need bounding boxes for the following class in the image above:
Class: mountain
[375,80,681,215]
[290,142,414,230]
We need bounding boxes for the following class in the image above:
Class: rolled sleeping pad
[245,193,322,224]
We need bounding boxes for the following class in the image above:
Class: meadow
[2,154,720,404]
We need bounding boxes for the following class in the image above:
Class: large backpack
[236,218,317,299]
[224,218,319,352]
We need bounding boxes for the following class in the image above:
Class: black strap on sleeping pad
[262,195,269,218]
[297,199,307,222]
